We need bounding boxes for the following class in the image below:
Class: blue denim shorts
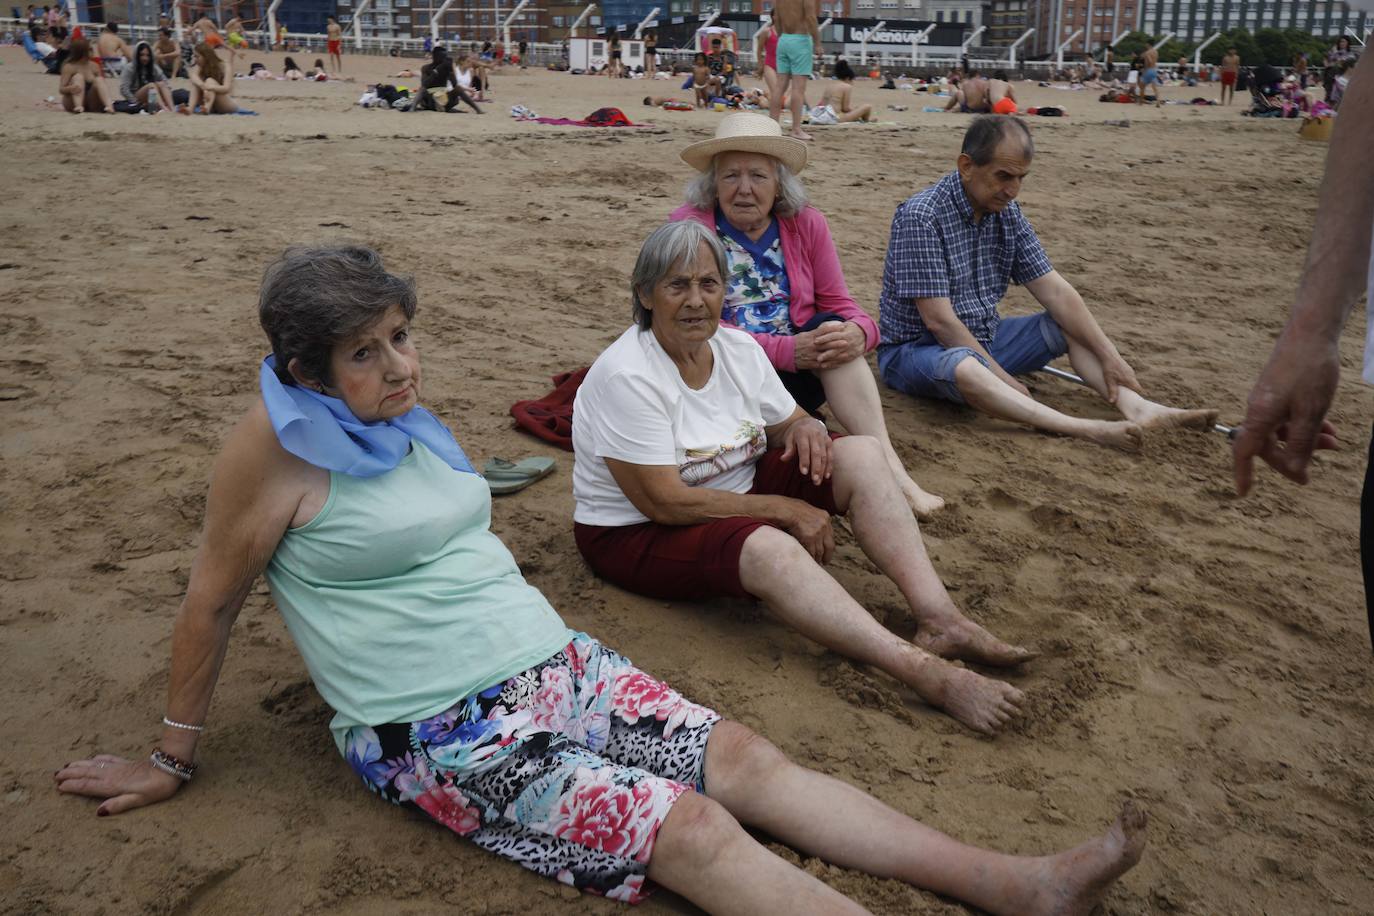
[877,312,1068,405]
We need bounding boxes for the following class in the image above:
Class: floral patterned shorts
[344,632,720,904]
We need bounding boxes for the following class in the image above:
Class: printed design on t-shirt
[679,419,766,486]
[720,233,792,336]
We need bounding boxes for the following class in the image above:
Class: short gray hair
[258,246,417,386]
[960,115,1034,166]
[683,155,809,217]
[631,222,728,331]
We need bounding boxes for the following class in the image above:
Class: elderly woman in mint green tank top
[54,244,1146,915]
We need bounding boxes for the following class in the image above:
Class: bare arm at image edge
[1233,50,1374,495]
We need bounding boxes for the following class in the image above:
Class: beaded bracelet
[150,748,198,782]
[162,716,205,733]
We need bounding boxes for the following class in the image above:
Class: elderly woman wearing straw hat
[573,219,1037,738]
[669,113,943,518]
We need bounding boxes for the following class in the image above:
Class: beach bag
[171,88,190,105]
[1299,115,1333,141]
[585,106,633,126]
[111,99,142,114]
[1034,106,1064,117]
[809,104,838,125]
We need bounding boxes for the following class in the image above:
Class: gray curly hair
[683,156,809,217]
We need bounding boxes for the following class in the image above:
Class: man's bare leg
[692,721,1150,916]
[738,526,1025,734]
[819,356,945,518]
[953,357,1144,450]
[788,73,812,140]
[1063,339,1219,431]
[829,436,1035,668]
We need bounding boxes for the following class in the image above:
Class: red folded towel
[510,367,588,451]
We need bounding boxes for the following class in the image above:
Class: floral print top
[716,207,794,337]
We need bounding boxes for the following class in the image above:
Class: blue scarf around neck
[259,355,475,477]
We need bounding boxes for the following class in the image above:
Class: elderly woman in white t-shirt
[573,221,1033,736]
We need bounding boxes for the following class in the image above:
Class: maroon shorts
[574,443,840,601]
[1221,70,1237,87]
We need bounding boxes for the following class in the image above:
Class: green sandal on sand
[483,456,556,495]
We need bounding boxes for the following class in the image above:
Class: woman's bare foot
[1017,803,1149,916]
[790,128,814,141]
[927,664,1025,735]
[914,613,1037,668]
[1080,419,1143,452]
[1125,402,1219,432]
[71,105,83,114]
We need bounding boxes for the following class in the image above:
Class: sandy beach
[1,45,1372,914]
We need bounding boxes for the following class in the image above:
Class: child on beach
[692,52,714,107]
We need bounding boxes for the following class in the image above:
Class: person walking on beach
[1234,47,1372,649]
[1220,47,1240,105]
[1138,44,1162,106]
[326,16,343,75]
[768,0,821,141]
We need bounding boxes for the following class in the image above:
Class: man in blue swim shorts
[878,116,1217,450]
[768,0,821,140]
[1138,44,1163,107]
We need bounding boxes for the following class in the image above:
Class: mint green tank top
[265,441,573,754]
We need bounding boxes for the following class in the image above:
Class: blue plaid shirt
[879,171,1054,347]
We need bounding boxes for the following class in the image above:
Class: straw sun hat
[680,112,808,175]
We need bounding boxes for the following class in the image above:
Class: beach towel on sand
[519,107,638,127]
[510,367,588,450]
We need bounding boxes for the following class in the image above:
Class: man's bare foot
[789,128,814,141]
[1126,402,1219,432]
[929,664,1025,735]
[1081,420,1143,452]
[71,105,83,114]
[914,613,1037,668]
[1016,802,1148,916]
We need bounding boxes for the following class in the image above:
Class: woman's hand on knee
[780,417,833,485]
[779,498,834,565]
[812,321,867,367]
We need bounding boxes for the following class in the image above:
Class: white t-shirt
[573,325,798,526]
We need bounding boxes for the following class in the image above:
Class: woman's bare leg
[953,357,1144,450]
[88,77,114,113]
[739,525,1024,734]
[818,355,944,518]
[830,435,1035,670]
[698,720,1149,916]
[211,90,239,114]
[1063,338,1219,431]
[648,791,868,915]
[62,72,86,112]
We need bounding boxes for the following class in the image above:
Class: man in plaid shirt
[878,116,1217,449]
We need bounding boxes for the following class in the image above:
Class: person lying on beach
[53,243,1149,916]
[670,113,941,518]
[188,42,239,114]
[283,56,304,80]
[120,41,177,111]
[248,61,274,79]
[412,46,482,113]
[574,219,1033,736]
[392,66,419,78]
[810,58,874,124]
[58,38,114,113]
[878,116,1218,450]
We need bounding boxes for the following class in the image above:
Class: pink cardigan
[670,203,879,372]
